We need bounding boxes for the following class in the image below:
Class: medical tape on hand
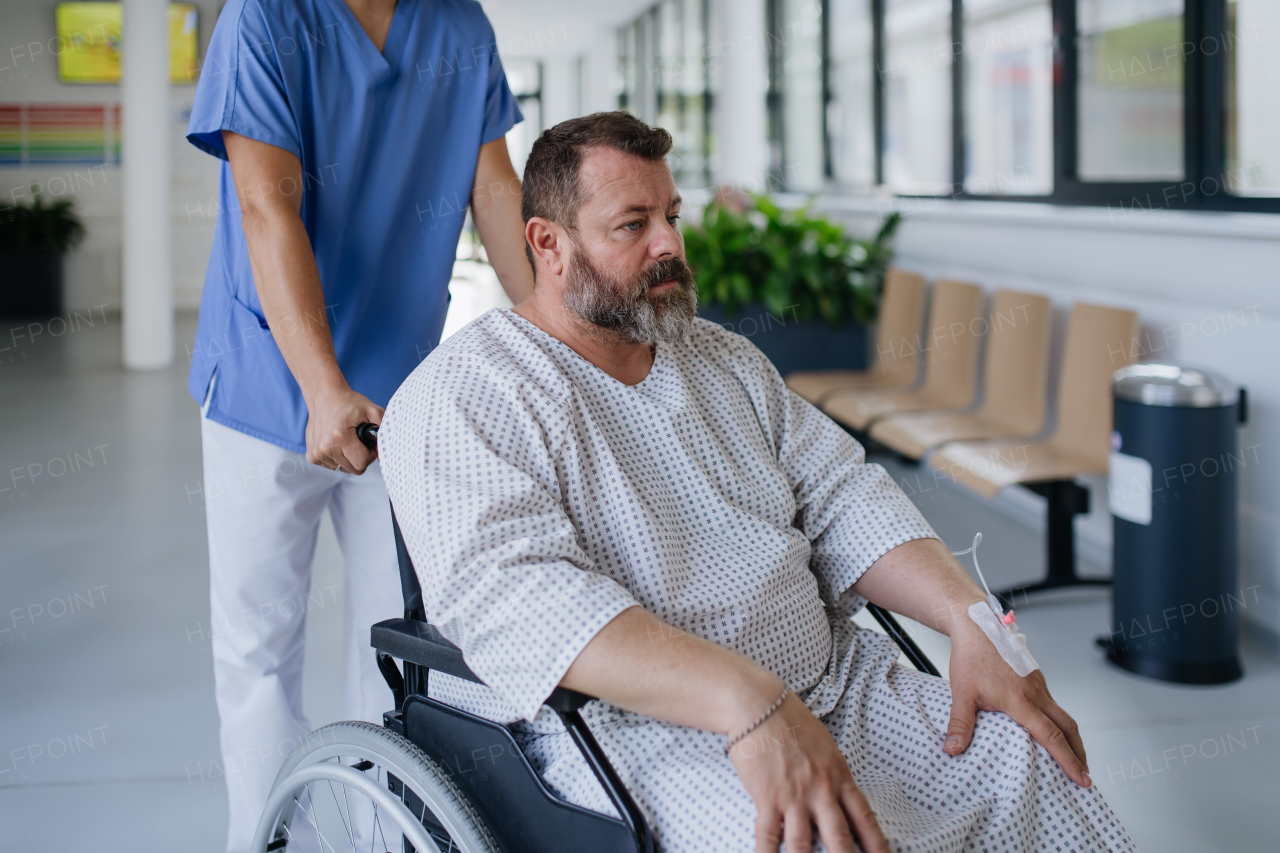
[968,600,1039,677]
[952,533,1040,678]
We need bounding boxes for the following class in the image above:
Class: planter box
[698,302,868,378]
[0,248,63,317]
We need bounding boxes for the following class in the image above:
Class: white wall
[0,0,223,312]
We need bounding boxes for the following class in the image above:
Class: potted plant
[0,189,86,317]
[683,190,899,377]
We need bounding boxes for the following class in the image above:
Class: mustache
[636,257,695,296]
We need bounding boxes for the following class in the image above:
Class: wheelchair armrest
[372,619,604,711]
[371,618,482,684]
[545,686,596,712]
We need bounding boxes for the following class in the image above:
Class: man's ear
[525,217,568,280]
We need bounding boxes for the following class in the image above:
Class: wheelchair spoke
[294,792,339,853]
[341,780,356,851]
[326,779,355,850]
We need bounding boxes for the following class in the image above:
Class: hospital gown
[379,308,1136,853]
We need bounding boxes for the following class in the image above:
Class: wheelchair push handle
[357,422,379,451]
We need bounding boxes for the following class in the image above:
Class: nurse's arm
[471,138,535,304]
[222,130,381,475]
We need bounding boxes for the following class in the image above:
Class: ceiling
[479,0,657,57]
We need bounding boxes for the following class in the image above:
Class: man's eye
[624,221,642,232]
[668,215,680,225]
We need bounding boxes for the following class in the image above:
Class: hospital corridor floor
[0,313,1277,851]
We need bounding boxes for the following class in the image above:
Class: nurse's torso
[193,0,510,451]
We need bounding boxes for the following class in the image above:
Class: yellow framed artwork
[55,3,199,84]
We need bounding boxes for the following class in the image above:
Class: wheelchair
[253,425,940,853]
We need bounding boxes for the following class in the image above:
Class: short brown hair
[521,112,673,268]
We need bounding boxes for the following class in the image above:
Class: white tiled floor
[0,307,1277,851]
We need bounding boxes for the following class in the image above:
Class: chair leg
[994,479,1109,609]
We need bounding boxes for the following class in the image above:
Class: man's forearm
[851,538,988,638]
[559,605,785,737]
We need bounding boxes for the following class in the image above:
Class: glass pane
[504,59,540,99]
[506,96,540,176]
[615,24,636,112]
[651,0,709,187]
[780,0,826,189]
[656,1,682,144]
[829,0,875,187]
[883,0,954,194]
[1226,0,1280,196]
[963,0,1053,194]
[679,0,709,185]
[1077,0,1185,181]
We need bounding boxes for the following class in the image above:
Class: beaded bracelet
[724,686,790,755]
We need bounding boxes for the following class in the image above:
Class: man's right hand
[560,607,889,853]
[304,384,383,474]
[729,693,889,853]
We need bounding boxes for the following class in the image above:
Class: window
[828,0,876,186]
[963,0,1053,194]
[766,0,1280,211]
[1225,0,1280,196]
[1076,0,1185,181]
[504,60,543,177]
[618,0,713,188]
[881,0,954,194]
[769,0,827,190]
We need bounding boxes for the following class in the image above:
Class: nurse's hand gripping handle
[357,422,378,451]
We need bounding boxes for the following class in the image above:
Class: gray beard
[562,251,698,347]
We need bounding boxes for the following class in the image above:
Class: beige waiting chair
[785,268,927,405]
[928,302,1140,604]
[821,280,985,431]
[869,291,1052,459]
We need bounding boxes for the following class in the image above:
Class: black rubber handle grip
[356,422,379,450]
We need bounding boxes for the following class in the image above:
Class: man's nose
[650,219,682,259]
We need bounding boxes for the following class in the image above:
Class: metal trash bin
[1104,364,1247,684]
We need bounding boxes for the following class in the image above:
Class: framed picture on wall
[54,2,199,84]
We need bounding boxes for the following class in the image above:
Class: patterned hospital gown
[379,309,1136,853]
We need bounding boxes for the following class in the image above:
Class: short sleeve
[713,327,939,612]
[186,0,301,162]
[479,26,523,145]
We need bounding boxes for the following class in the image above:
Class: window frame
[767,0,1280,212]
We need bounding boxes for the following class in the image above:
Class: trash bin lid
[1113,363,1236,407]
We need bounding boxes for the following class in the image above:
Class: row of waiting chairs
[786,269,1140,605]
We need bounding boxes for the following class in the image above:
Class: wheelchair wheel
[253,720,499,853]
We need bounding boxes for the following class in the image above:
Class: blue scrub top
[186,0,521,452]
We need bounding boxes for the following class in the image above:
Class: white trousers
[201,413,401,853]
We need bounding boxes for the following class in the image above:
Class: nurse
[184,1,533,849]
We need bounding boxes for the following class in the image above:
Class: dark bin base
[1097,637,1242,685]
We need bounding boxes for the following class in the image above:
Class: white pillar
[122,0,173,370]
[711,0,769,193]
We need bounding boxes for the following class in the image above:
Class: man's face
[561,147,696,346]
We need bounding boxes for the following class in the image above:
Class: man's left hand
[944,618,1091,788]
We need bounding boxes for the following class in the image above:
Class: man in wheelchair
[376,112,1136,853]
